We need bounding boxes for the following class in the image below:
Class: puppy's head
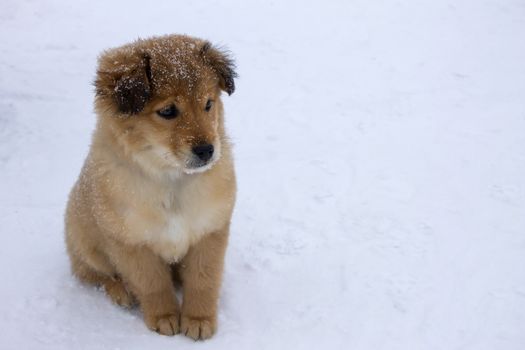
[94,35,236,176]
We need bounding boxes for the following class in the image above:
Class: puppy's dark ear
[200,42,237,95]
[95,51,152,115]
[114,55,152,114]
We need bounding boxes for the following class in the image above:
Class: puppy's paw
[146,313,180,336]
[104,279,135,308]
[180,315,216,340]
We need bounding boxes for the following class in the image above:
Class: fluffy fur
[65,34,237,340]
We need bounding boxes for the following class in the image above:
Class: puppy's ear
[95,51,152,115]
[200,42,237,95]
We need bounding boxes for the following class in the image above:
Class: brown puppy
[65,34,237,340]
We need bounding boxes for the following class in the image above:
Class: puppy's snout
[192,144,214,162]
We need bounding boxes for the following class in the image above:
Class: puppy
[65,34,237,340]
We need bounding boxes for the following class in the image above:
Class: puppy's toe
[104,279,135,308]
[155,314,180,336]
[145,313,180,336]
[181,315,216,340]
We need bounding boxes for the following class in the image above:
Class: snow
[1,0,524,349]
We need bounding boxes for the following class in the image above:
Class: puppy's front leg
[180,227,229,340]
[107,241,180,335]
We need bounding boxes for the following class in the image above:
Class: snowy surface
[1,0,525,349]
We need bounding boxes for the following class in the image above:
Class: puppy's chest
[125,186,225,262]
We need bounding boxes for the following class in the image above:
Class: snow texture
[1,0,524,349]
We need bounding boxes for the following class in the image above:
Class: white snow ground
[1,0,525,349]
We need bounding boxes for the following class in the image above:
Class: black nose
[192,144,214,162]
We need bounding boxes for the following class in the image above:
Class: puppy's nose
[192,144,214,162]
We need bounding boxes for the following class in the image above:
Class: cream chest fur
[103,158,232,263]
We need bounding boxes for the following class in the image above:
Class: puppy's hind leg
[70,253,136,308]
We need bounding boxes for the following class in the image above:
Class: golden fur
[65,34,237,340]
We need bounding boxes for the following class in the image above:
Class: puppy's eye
[205,99,213,112]
[156,104,179,119]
